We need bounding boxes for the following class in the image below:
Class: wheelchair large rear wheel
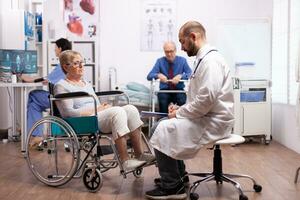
[26,116,80,187]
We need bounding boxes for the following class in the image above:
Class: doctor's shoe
[145,184,187,200]
[122,159,146,171]
[154,175,190,187]
[138,153,156,163]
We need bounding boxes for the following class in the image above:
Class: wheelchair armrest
[54,92,90,99]
[95,90,130,105]
[95,90,124,96]
[52,92,98,116]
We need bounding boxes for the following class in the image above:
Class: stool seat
[215,134,245,145]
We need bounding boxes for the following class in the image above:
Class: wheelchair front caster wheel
[254,184,262,192]
[133,168,143,178]
[83,168,103,193]
[239,194,248,200]
[190,192,199,200]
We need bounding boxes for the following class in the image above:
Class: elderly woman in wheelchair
[26,50,155,192]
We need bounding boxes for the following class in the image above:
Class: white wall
[98,0,273,90]
[43,0,68,40]
[41,0,272,89]
[272,104,300,154]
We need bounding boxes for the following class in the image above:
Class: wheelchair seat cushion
[51,116,99,136]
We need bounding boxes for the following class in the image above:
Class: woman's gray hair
[59,50,82,74]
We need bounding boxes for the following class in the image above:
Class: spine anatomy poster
[140,0,177,51]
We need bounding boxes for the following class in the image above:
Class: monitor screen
[0,49,38,74]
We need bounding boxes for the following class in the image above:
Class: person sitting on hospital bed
[54,50,155,171]
[147,41,192,113]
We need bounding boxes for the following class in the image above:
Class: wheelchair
[25,88,154,192]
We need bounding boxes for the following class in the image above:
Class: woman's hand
[97,102,112,112]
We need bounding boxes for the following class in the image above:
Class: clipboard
[140,111,168,118]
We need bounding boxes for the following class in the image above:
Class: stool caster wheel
[239,194,248,200]
[254,184,262,192]
[190,192,199,200]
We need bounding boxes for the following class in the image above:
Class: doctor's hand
[168,103,179,118]
[157,73,168,83]
[168,103,179,113]
[168,109,177,119]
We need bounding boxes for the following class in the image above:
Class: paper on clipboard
[140,111,168,118]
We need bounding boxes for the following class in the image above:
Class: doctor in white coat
[145,21,234,200]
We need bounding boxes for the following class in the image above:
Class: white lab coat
[150,44,234,160]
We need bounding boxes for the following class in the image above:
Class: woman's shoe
[122,159,146,171]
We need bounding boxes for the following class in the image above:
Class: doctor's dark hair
[55,38,72,52]
[180,21,206,39]
[59,50,82,74]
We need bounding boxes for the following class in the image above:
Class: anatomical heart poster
[64,0,99,38]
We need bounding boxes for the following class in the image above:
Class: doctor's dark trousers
[150,118,187,189]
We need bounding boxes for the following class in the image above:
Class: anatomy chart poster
[140,0,177,51]
[64,0,99,38]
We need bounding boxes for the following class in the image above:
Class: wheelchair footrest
[100,145,115,155]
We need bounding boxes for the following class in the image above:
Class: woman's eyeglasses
[67,60,85,68]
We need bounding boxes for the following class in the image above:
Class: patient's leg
[115,135,146,171]
[129,127,156,163]
[115,136,130,162]
[129,127,143,157]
